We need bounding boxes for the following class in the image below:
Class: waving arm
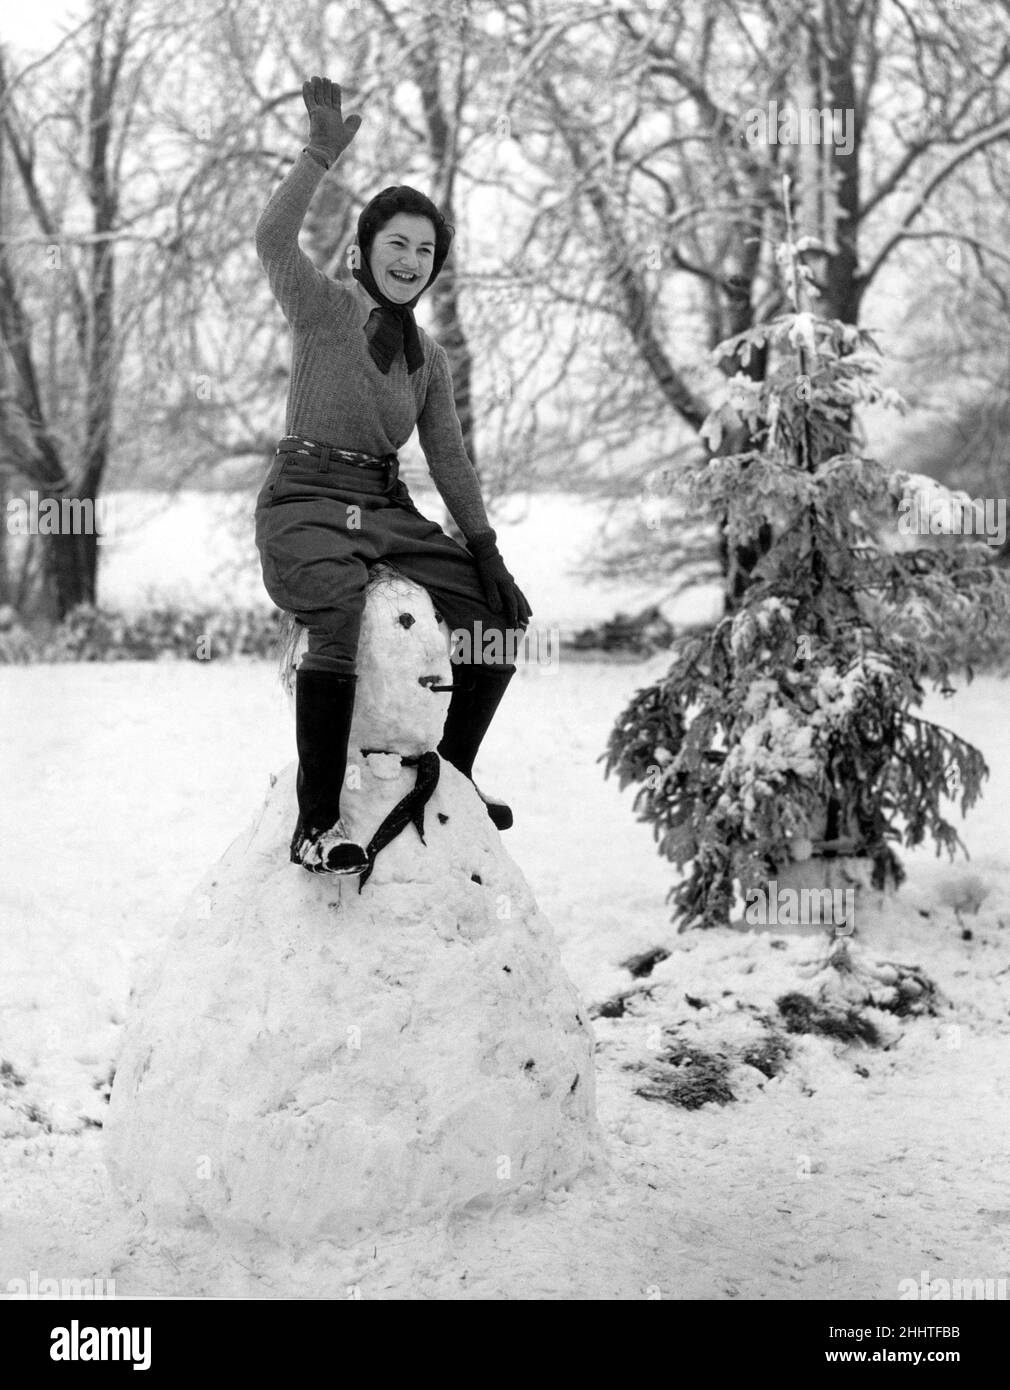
[255,77,362,325]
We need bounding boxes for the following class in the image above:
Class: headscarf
[350,185,454,375]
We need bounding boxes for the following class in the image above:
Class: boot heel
[474,785,513,831]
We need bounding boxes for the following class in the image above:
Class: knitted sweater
[255,149,492,543]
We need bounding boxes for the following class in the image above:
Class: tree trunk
[50,529,96,615]
[817,1,862,325]
[39,0,124,616]
[414,13,474,546]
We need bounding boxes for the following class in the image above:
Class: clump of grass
[22,1101,51,1131]
[592,994,630,1019]
[619,946,671,979]
[883,968,940,1018]
[829,940,941,1019]
[590,987,652,1020]
[1,1059,26,1088]
[92,1064,116,1101]
[740,1032,792,1078]
[777,991,880,1045]
[631,1045,736,1110]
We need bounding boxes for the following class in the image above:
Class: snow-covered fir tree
[603,193,1010,930]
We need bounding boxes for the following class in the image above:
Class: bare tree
[462,0,1010,604]
[4,0,1009,622]
[0,1,196,615]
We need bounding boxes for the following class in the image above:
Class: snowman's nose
[418,674,454,691]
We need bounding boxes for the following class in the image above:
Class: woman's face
[368,213,437,301]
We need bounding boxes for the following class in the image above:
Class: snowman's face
[350,571,453,755]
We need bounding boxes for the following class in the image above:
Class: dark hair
[356,185,455,289]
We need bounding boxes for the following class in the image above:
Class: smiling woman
[252,75,532,877]
[344,181,455,375]
[370,218,436,296]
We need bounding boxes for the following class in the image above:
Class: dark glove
[301,76,362,164]
[468,529,533,628]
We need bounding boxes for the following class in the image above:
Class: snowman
[103,566,601,1250]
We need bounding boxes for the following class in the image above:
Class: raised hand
[302,76,362,161]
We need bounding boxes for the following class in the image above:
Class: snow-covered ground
[2,644,1008,1299]
[2,488,1008,1298]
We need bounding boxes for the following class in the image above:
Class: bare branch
[859,116,1010,295]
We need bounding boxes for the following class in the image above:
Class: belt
[276,435,400,492]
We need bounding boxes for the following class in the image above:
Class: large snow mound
[103,569,601,1248]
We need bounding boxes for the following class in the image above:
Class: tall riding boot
[290,668,369,874]
[437,664,516,830]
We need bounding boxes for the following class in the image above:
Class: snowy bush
[0,602,284,663]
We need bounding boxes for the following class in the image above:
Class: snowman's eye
[433,609,443,624]
[398,612,415,628]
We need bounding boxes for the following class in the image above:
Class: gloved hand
[301,76,362,164]
[468,529,533,628]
